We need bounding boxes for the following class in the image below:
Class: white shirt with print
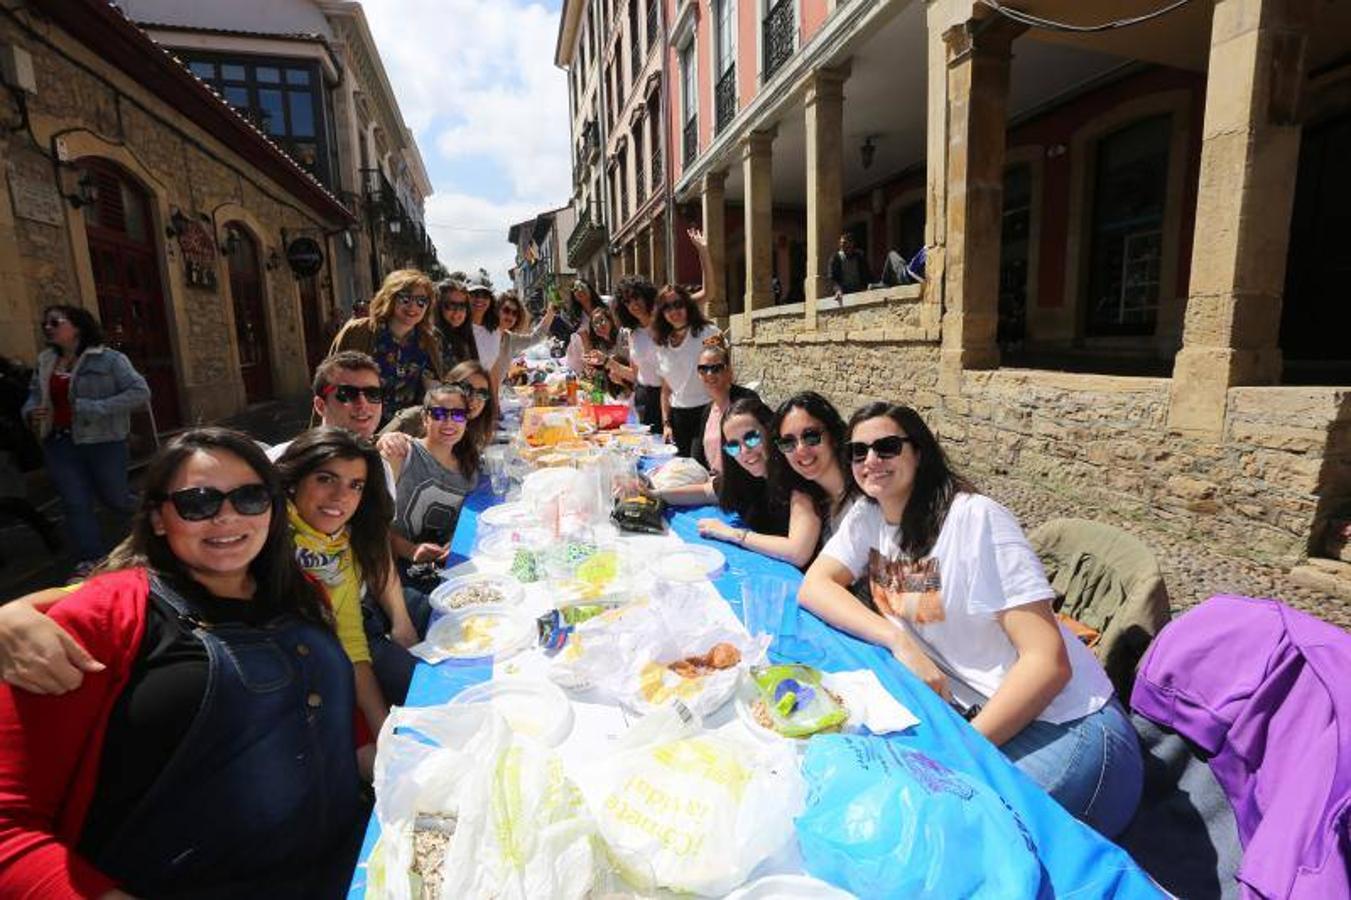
[820,492,1113,724]
[472,323,503,371]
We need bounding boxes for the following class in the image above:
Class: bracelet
[738,528,749,546]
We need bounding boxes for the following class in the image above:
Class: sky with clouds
[362,0,570,291]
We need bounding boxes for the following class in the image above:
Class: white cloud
[362,0,572,288]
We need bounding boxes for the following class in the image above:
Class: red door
[225,225,274,404]
[81,158,182,431]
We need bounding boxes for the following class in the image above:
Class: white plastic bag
[649,456,710,492]
[572,702,806,896]
[366,703,601,900]
[549,585,769,719]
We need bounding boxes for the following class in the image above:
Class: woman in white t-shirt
[467,279,503,372]
[800,402,1142,837]
[653,285,720,457]
[611,276,662,432]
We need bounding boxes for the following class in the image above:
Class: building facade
[0,0,356,435]
[123,0,438,312]
[508,205,578,311]
[558,0,671,291]
[664,0,1351,573]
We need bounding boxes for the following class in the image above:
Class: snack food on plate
[749,664,848,739]
[445,614,501,654]
[442,582,507,609]
[669,642,741,679]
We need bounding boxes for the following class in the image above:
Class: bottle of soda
[565,372,578,405]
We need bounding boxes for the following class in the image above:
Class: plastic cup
[740,576,798,639]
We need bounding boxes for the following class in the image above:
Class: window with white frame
[714,0,737,133]
[680,42,698,165]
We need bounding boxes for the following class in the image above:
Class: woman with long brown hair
[0,428,366,897]
[653,284,720,456]
[328,269,443,424]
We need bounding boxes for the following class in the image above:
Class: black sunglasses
[42,315,69,329]
[775,428,825,453]
[322,384,383,405]
[847,435,912,463]
[425,406,469,423]
[395,291,430,308]
[724,430,762,458]
[696,363,727,376]
[159,484,273,521]
[441,300,468,312]
[456,381,492,402]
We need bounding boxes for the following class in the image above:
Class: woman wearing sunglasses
[385,383,479,590]
[0,428,367,897]
[653,285,720,457]
[22,304,150,577]
[329,269,443,424]
[693,398,824,569]
[800,403,1142,837]
[274,427,399,736]
[565,303,632,397]
[769,392,858,541]
[688,337,758,476]
[432,276,478,373]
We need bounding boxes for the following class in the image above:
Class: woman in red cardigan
[0,428,367,899]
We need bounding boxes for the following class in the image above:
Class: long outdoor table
[349,486,1163,898]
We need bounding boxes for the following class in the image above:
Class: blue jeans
[44,433,134,562]
[1001,698,1143,838]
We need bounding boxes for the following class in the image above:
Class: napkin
[821,670,920,735]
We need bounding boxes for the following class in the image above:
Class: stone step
[1289,557,1351,601]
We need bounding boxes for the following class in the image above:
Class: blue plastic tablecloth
[349,489,1162,898]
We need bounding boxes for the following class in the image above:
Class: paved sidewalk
[0,398,312,600]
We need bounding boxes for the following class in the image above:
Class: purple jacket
[1131,595,1350,900]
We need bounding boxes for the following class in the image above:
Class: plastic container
[448,679,575,747]
[584,403,629,431]
[424,604,534,660]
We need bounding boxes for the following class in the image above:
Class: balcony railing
[683,117,697,166]
[567,208,608,267]
[715,64,736,135]
[636,156,646,205]
[763,0,794,82]
[651,143,663,196]
[647,0,659,50]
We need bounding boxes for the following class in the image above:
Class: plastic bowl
[429,572,524,613]
[585,404,630,430]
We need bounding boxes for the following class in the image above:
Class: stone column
[1168,0,1312,438]
[635,226,652,278]
[741,129,776,324]
[937,14,1022,393]
[804,66,849,329]
[701,170,728,321]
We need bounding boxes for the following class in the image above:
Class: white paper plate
[449,679,575,747]
[425,605,534,660]
[725,875,856,899]
[479,501,532,528]
[655,545,726,582]
[429,572,524,613]
[641,443,679,459]
[617,423,649,434]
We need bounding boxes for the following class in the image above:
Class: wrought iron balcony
[581,120,600,163]
[567,208,608,267]
[715,65,736,135]
[763,0,794,81]
[683,117,697,166]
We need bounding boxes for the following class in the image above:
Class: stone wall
[0,9,342,424]
[733,292,1350,567]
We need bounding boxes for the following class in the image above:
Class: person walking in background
[22,305,150,577]
[328,270,443,426]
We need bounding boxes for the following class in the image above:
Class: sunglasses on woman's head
[455,381,492,402]
[696,363,726,376]
[321,384,383,405]
[774,428,825,453]
[159,484,273,521]
[425,405,468,423]
[395,291,430,308]
[847,435,912,463]
[724,430,762,458]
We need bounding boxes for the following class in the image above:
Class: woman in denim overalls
[0,428,367,898]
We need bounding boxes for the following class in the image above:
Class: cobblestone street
[978,467,1351,630]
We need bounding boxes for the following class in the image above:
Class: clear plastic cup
[740,576,798,639]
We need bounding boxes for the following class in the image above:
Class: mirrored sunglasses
[724,430,763,458]
[395,291,430,308]
[425,405,469,423]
